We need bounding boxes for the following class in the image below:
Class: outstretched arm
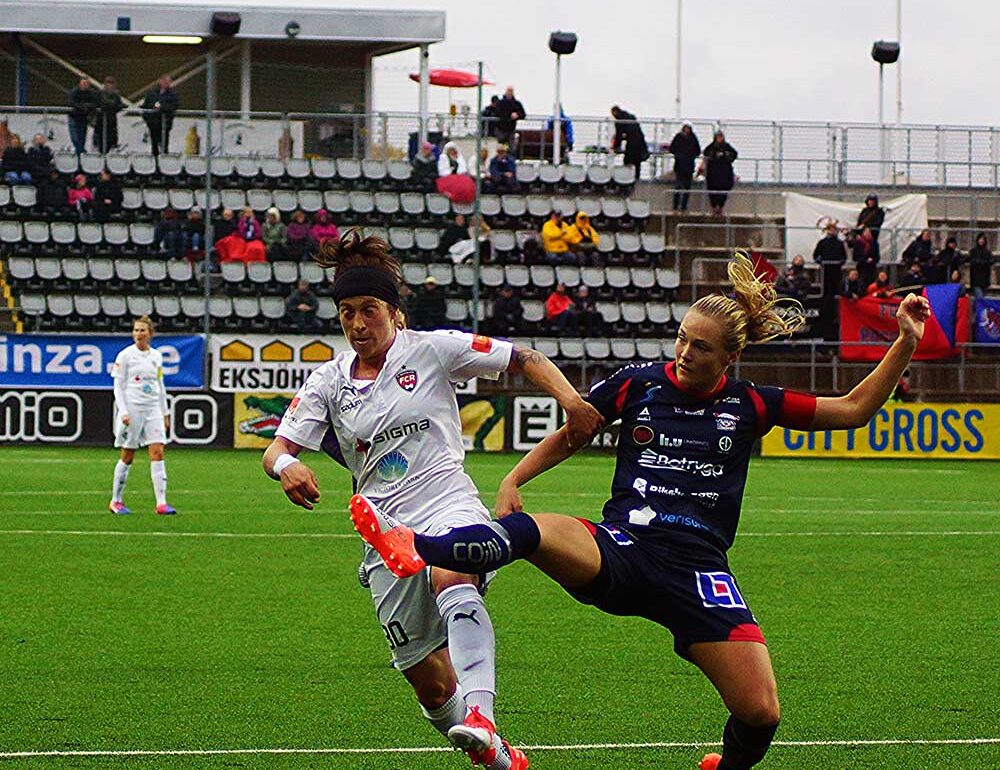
[810,293,930,430]
[508,346,604,448]
[495,425,581,517]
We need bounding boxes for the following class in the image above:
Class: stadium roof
[2,1,446,46]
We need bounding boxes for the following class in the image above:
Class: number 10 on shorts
[695,571,747,609]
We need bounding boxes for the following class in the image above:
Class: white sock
[419,686,465,738]
[150,460,167,506]
[112,460,131,503]
[486,736,513,770]
[436,584,496,724]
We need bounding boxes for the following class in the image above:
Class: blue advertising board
[0,334,204,389]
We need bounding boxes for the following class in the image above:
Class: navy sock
[717,716,779,770]
[412,511,541,573]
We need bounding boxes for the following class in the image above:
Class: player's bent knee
[430,567,479,595]
[734,692,781,727]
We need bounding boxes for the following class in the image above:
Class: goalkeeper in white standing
[108,315,176,515]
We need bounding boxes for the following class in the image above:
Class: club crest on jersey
[471,334,493,353]
[696,571,747,609]
[287,396,301,414]
[718,435,733,453]
[715,412,738,431]
[632,425,654,445]
[395,366,418,392]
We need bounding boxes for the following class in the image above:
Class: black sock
[717,716,779,770]
[412,511,541,572]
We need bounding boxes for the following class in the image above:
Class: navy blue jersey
[586,361,817,555]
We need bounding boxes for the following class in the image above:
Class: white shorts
[114,406,168,449]
[362,503,495,671]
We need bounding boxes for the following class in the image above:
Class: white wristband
[273,454,300,477]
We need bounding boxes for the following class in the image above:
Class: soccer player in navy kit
[350,253,932,770]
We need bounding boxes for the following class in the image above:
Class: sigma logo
[632,425,654,445]
[0,390,82,442]
[718,436,733,453]
[371,418,431,446]
[715,412,739,431]
[638,449,723,477]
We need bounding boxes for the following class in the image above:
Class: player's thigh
[365,553,447,672]
[687,640,780,725]
[527,513,602,589]
[139,410,167,448]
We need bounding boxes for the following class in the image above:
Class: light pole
[872,40,900,181]
[548,31,577,165]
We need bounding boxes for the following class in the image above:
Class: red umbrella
[408,69,494,88]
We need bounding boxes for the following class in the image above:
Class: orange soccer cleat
[448,707,529,769]
[349,494,425,578]
[699,752,722,770]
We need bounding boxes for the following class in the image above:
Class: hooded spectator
[309,209,340,251]
[263,207,287,260]
[611,105,650,178]
[668,122,700,211]
[541,210,573,265]
[67,173,94,220]
[574,285,602,337]
[411,141,439,191]
[856,193,885,262]
[566,211,600,266]
[437,142,467,177]
[701,130,738,214]
[286,209,311,260]
[968,232,995,299]
[545,281,578,334]
[184,209,204,254]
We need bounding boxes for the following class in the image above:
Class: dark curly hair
[313,228,401,285]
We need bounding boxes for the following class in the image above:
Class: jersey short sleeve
[428,330,513,382]
[584,364,640,423]
[111,348,127,380]
[275,368,333,451]
[747,384,817,435]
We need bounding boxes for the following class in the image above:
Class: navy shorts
[565,519,766,660]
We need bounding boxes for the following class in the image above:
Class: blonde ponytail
[690,251,805,352]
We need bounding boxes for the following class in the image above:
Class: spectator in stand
[922,245,950,285]
[901,229,932,267]
[481,95,500,138]
[411,141,438,191]
[214,207,237,242]
[897,262,925,296]
[285,279,321,332]
[545,281,578,334]
[263,207,287,260]
[489,144,517,193]
[183,209,204,255]
[867,269,894,298]
[216,207,266,264]
[566,211,600,266]
[937,236,962,279]
[852,226,878,287]
[409,275,448,330]
[38,168,68,215]
[542,210,574,265]
[27,134,53,180]
[856,194,885,263]
[813,222,849,297]
[968,232,995,300]
[1,135,31,184]
[438,214,470,257]
[94,76,125,154]
[93,169,123,222]
[68,173,94,221]
[574,285,603,337]
[68,78,98,156]
[490,284,523,336]
[611,105,649,178]
[142,75,179,156]
[546,105,574,152]
[155,209,185,258]
[286,209,311,260]
[309,209,340,253]
[495,87,526,149]
[472,146,492,191]
[840,268,865,299]
[668,122,700,212]
[775,264,811,301]
[437,142,467,177]
[701,130,738,215]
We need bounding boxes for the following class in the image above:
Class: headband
[332,266,400,307]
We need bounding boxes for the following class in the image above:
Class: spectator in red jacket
[216,206,266,263]
[545,281,578,334]
[67,173,94,220]
[866,270,894,298]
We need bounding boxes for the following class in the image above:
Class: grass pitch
[1,446,998,769]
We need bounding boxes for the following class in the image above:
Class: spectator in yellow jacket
[566,211,600,266]
[541,210,573,265]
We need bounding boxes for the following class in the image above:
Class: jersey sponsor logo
[632,425,654,445]
[715,412,739,431]
[340,398,362,413]
[638,449,723,477]
[637,384,661,405]
[690,490,720,507]
[287,396,301,414]
[637,407,651,421]
[471,334,493,353]
[371,418,431,447]
[628,505,656,525]
[395,366,418,392]
[376,450,409,483]
[632,476,684,499]
[720,396,741,404]
[355,437,371,454]
[718,435,733,453]
[659,434,711,450]
[696,571,748,609]
[674,407,705,416]
[599,524,633,546]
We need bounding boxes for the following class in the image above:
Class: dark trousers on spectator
[579,309,603,337]
[673,168,693,211]
[93,117,119,154]
[145,118,171,156]
[68,117,88,156]
[288,312,322,332]
[821,263,843,297]
[551,309,578,335]
[708,191,729,211]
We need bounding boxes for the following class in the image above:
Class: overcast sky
[65,0,997,127]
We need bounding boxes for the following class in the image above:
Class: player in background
[109,316,176,515]
[350,253,931,770]
[263,230,602,770]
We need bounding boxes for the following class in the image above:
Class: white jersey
[111,344,168,414]
[277,329,513,532]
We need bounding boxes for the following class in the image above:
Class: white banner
[210,334,346,393]
[783,192,928,262]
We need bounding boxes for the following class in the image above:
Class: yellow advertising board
[233,392,295,449]
[762,403,1000,460]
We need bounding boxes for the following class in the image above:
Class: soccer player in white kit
[108,316,176,515]
[262,231,603,770]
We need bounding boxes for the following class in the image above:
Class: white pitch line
[0,529,997,540]
[2,737,998,758]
